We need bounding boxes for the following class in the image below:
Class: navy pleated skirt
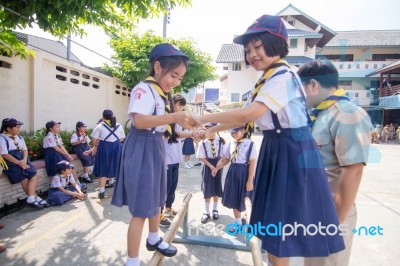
[201,157,223,198]
[111,127,167,218]
[73,143,94,167]
[249,127,345,257]
[93,140,121,178]
[44,148,67,176]
[182,138,195,155]
[222,163,253,212]
[3,150,37,184]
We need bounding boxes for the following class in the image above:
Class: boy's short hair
[297,59,339,89]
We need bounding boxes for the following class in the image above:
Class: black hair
[242,32,289,65]
[173,94,187,106]
[297,59,339,89]
[103,113,117,128]
[1,123,17,133]
[148,56,189,78]
[217,133,225,145]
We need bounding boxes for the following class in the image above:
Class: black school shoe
[201,213,210,224]
[212,210,219,220]
[105,180,114,188]
[98,192,105,199]
[146,238,177,257]
[26,201,44,210]
[79,176,93,183]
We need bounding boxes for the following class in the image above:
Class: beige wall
[0,49,130,132]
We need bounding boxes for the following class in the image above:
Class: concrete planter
[0,154,86,208]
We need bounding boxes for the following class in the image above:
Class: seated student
[47,160,86,206]
[0,118,50,209]
[43,120,86,190]
[70,121,94,183]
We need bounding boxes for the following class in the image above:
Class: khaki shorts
[304,206,357,266]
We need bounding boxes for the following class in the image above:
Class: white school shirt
[91,122,125,142]
[50,174,75,188]
[196,137,225,159]
[128,81,167,133]
[70,132,91,144]
[243,66,308,130]
[0,134,28,154]
[164,124,183,165]
[222,138,257,164]
[43,132,63,148]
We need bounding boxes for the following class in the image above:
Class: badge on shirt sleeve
[133,87,147,100]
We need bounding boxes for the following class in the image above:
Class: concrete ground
[0,132,399,266]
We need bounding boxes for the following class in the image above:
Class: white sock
[27,195,36,203]
[99,187,105,193]
[213,202,218,211]
[109,178,115,184]
[148,231,168,249]
[235,218,242,224]
[35,196,43,202]
[125,256,140,266]
[205,202,210,214]
[83,173,89,178]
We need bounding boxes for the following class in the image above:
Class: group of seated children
[0,109,124,208]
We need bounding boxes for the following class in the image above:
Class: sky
[20,0,400,73]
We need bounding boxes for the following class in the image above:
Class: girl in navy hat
[70,121,94,183]
[90,109,125,199]
[214,126,257,232]
[111,43,193,266]
[196,122,226,224]
[47,160,86,206]
[0,118,50,209]
[195,15,344,265]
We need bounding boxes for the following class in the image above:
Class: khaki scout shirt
[311,100,372,195]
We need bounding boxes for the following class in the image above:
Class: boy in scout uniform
[298,60,372,266]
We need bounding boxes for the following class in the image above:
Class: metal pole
[162,14,167,38]
[67,32,71,61]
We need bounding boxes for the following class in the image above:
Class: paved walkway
[0,132,399,265]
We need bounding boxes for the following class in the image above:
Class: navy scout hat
[46,120,61,131]
[76,121,86,128]
[56,160,74,171]
[149,43,189,63]
[229,126,245,133]
[1,118,23,132]
[233,15,288,45]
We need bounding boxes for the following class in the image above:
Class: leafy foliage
[0,0,191,57]
[106,31,218,92]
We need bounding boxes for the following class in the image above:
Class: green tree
[0,0,191,58]
[106,31,217,92]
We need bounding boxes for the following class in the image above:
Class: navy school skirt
[47,184,81,206]
[201,157,223,198]
[2,150,37,184]
[72,143,94,167]
[111,127,167,218]
[44,148,67,177]
[93,140,121,178]
[182,138,195,155]
[222,163,253,212]
[249,126,345,257]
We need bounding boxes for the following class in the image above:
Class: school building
[216,4,400,125]
[0,32,130,132]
